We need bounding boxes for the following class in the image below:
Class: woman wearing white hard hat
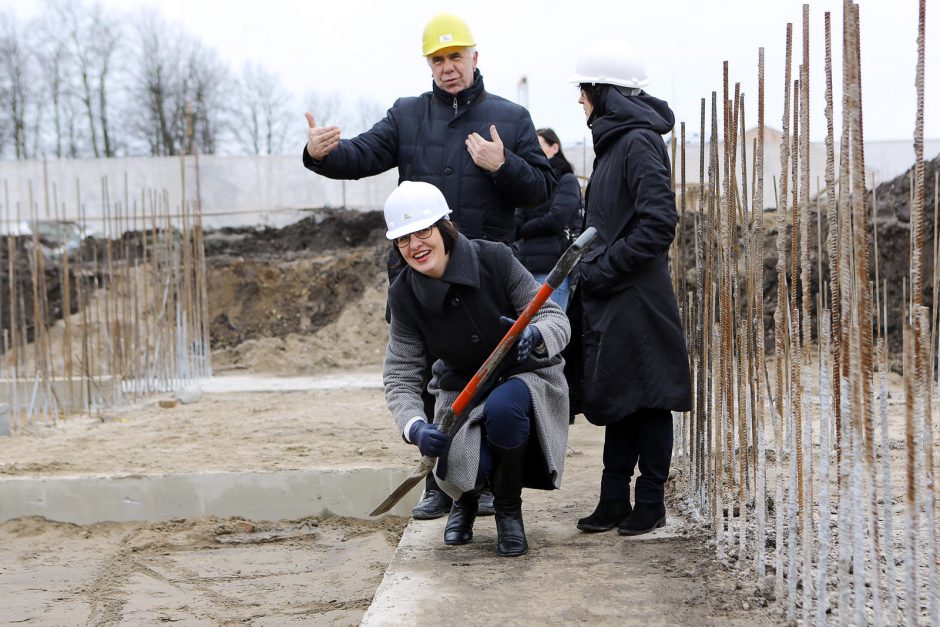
[382,181,571,557]
[566,40,692,536]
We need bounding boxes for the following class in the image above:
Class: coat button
[470,334,480,343]
[444,167,454,175]
[450,297,460,307]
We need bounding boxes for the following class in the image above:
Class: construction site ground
[14,192,939,624]
[0,370,784,625]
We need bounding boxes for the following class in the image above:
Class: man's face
[427,46,478,95]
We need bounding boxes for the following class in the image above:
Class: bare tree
[33,10,74,159]
[346,95,386,136]
[304,91,344,129]
[182,42,228,155]
[127,9,228,156]
[231,63,295,155]
[0,12,41,160]
[51,0,123,158]
[301,91,385,138]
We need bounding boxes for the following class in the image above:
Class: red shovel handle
[441,227,597,433]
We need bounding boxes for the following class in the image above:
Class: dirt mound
[204,209,387,257]
[674,153,939,359]
[0,237,81,348]
[205,209,392,373]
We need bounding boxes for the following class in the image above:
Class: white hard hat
[569,39,649,89]
[384,181,453,240]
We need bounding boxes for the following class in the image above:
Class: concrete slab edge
[0,468,422,524]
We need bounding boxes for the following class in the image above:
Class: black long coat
[303,70,554,244]
[514,169,582,274]
[570,89,692,425]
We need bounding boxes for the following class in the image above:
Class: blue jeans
[477,378,532,480]
[533,272,570,311]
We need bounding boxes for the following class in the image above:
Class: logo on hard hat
[403,213,412,220]
[439,34,452,43]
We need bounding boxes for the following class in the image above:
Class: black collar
[431,69,485,108]
[410,234,480,312]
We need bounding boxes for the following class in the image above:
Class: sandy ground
[2,358,934,624]
[0,372,415,625]
[0,368,407,477]
[0,369,786,625]
[1,514,407,625]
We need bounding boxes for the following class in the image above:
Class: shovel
[370,227,598,516]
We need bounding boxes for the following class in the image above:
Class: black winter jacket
[569,88,692,424]
[303,70,554,244]
[514,157,582,274]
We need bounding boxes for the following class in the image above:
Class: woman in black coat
[567,39,692,536]
[514,128,583,310]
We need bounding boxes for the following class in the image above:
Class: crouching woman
[383,181,571,557]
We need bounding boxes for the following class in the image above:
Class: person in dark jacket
[382,182,571,557]
[514,128,583,311]
[566,39,692,536]
[303,13,555,521]
[303,13,554,245]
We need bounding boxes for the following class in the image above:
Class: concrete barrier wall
[0,139,933,233]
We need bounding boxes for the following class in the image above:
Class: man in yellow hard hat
[302,12,556,522]
[303,11,553,245]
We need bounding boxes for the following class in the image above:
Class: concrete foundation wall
[0,468,422,524]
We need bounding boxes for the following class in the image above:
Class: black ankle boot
[444,490,479,545]
[411,474,453,520]
[490,441,528,557]
[576,498,632,532]
[618,502,666,536]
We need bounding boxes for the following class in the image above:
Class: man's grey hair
[426,46,477,62]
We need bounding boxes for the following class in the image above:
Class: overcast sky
[6,0,938,150]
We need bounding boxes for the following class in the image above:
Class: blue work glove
[499,316,544,364]
[409,421,449,457]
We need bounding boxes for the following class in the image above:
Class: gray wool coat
[384,236,571,499]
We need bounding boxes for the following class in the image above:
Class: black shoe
[490,441,528,557]
[576,499,632,532]
[477,489,496,516]
[444,491,479,545]
[411,489,452,520]
[494,498,527,557]
[618,502,666,536]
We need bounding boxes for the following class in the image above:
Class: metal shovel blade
[369,456,436,517]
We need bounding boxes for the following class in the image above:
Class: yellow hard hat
[422,12,476,56]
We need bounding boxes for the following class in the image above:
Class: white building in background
[0,133,936,234]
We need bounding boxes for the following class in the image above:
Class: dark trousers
[600,407,673,504]
[476,378,532,480]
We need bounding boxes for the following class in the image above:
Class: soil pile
[204,209,392,374]
[674,154,939,357]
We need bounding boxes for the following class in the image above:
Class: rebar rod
[752,46,767,579]
[773,22,793,600]
[798,9,815,620]
[696,97,707,508]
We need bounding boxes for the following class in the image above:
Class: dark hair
[390,218,460,265]
[536,127,574,175]
[579,83,610,126]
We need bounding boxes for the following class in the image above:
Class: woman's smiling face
[400,226,449,279]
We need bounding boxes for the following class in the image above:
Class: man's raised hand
[305,112,341,160]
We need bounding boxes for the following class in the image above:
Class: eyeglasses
[394,226,435,248]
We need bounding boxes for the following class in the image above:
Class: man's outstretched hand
[305,112,341,160]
